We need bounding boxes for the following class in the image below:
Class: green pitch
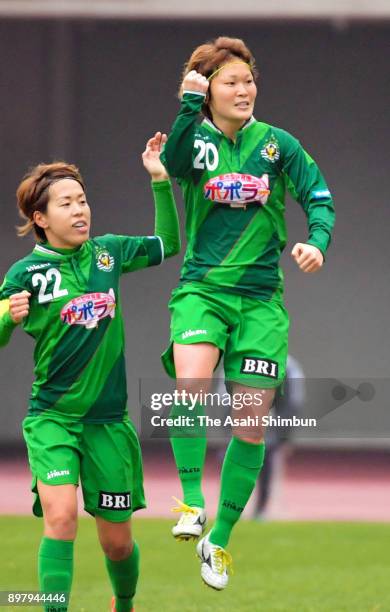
[1,517,389,611]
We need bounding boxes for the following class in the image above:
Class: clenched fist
[291,243,323,273]
[181,70,209,96]
[9,290,31,323]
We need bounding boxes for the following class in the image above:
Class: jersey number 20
[193,140,219,171]
[32,268,68,304]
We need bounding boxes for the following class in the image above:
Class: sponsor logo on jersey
[261,137,280,163]
[61,289,116,328]
[240,357,279,379]
[96,249,115,272]
[98,491,132,510]
[204,173,270,207]
[47,469,70,480]
[26,262,51,272]
[181,329,208,340]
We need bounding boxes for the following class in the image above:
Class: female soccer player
[161,37,335,590]
[0,132,180,612]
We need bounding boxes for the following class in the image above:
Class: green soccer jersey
[0,180,179,422]
[162,92,335,300]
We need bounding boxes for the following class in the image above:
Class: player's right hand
[142,131,169,181]
[181,70,209,95]
[9,290,31,324]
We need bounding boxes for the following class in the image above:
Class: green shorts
[22,416,146,522]
[162,284,289,388]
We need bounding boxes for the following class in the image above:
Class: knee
[102,540,133,561]
[44,509,78,540]
[176,378,213,396]
[235,431,265,445]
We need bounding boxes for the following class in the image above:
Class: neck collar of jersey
[202,115,256,135]
[34,242,82,258]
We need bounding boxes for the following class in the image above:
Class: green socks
[38,536,139,612]
[169,402,207,508]
[106,541,140,612]
[210,437,265,548]
[38,537,73,612]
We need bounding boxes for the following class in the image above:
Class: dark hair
[16,161,85,241]
[180,36,258,119]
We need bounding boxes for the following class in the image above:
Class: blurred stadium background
[0,2,389,601]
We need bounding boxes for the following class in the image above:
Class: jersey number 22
[32,268,68,304]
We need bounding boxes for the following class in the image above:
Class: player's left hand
[142,131,169,181]
[291,243,323,273]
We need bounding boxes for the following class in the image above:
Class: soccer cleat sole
[172,517,206,541]
[201,576,224,591]
[174,532,200,542]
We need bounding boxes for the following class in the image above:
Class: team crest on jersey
[261,137,280,163]
[204,173,270,208]
[61,289,116,329]
[96,249,115,272]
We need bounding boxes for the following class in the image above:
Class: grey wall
[1,19,389,442]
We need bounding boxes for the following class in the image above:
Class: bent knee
[235,431,265,445]
[44,509,78,540]
[102,541,133,561]
[175,372,216,395]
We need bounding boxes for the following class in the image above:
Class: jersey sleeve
[161,92,205,179]
[277,128,335,256]
[152,179,180,259]
[114,178,180,273]
[0,269,26,347]
[117,235,164,273]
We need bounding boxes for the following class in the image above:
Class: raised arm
[142,132,180,259]
[112,132,181,275]
[162,71,209,178]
